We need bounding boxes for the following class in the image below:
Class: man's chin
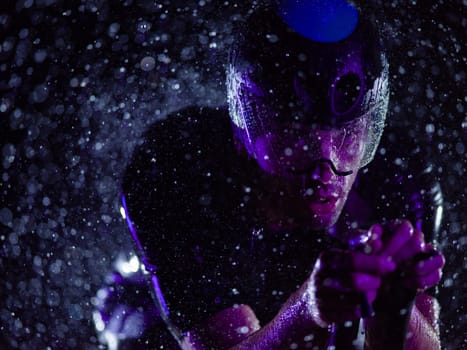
[308,215,336,231]
[307,201,344,230]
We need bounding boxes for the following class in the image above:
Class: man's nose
[315,130,334,159]
[311,159,334,183]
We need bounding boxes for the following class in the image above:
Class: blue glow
[120,192,159,273]
[120,192,143,253]
[276,0,359,43]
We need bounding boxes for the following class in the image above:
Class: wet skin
[251,126,362,231]
[196,221,445,350]
[194,130,445,349]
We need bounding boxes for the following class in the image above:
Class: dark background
[0,0,465,349]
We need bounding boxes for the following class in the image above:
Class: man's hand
[365,219,445,350]
[379,220,444,293]
[304,225,396,327]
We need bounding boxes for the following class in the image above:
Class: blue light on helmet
[276,0,359,43]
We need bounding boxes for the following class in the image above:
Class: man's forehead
[294,49,364,77]
[244,47,364,86]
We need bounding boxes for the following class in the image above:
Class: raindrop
[137,20,152,33]
[0,208,13,227]
[108,22,120,38]
[140,56,156,71]
[31,84,49,103]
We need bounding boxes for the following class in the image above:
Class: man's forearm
[364,302,414,350]
[230,299,329,349]
[405,299,441,350]
[365,297,441,350]
[184,292,331,349]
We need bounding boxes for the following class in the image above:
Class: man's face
[252,126,362,230]
[229,49,369,230]
[228,42,389,230]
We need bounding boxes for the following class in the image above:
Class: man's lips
[306,186,341,213]
[316,187,339,199]
[308,195,340,214]
[303,185,340,200]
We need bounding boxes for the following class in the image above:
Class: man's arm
[364,294,441,350]
[184,288,331,350]
[406,294,441,350]
[166,221,444,350]
[364,220,444,350]
[183,238,395,349]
